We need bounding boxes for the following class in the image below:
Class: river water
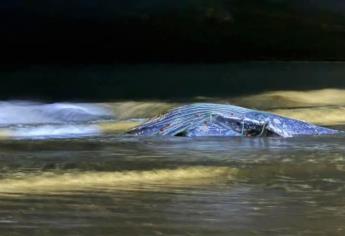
[0,64,345,235]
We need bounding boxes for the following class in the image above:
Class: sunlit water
[0,96,344,235]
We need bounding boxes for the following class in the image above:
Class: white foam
[7,124,101,139]
[0,101,113,126]
[0,101,113,139]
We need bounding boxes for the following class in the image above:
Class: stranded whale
[128,103,341,137]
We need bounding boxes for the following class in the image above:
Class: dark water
[2,62,345,100]
[0,135,344,235]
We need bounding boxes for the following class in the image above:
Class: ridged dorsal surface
[128,103,340,137]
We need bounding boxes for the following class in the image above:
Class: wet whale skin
[128,103,340,138]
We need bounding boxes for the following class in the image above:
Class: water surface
[0,133,344,235]
[0,63,345,235]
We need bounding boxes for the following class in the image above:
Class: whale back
[128,103,341,137]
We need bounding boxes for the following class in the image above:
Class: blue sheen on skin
[187,121,242,137]
[244,112,339,137]
[128,103,341,137]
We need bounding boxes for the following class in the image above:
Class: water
[0,135,344,235]
[0,63,345,235]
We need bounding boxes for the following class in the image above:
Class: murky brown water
[0,134,344,235]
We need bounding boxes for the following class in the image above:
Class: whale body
[128,103,341,137]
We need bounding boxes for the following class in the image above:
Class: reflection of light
[231,89,345,109]
[0,167,238,194]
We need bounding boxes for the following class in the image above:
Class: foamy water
[0,101,113,125]
[0,101,114,139]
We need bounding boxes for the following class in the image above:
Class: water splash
[0,101,114,139]
[0,101,113,126]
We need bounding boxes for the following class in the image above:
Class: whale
[128,103,341,137]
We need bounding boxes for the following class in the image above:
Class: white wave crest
[0,101,114,126]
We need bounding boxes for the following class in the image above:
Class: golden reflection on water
[270,107,345,125]
[231,89,345,109]
[0,167,238,194]
[99,121,141,134]
[103,101,176,119]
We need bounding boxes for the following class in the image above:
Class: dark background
[2,1,345,100]
[2,63,345,101]
[2,0,345,64]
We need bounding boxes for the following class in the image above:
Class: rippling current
[0,99,344,235]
